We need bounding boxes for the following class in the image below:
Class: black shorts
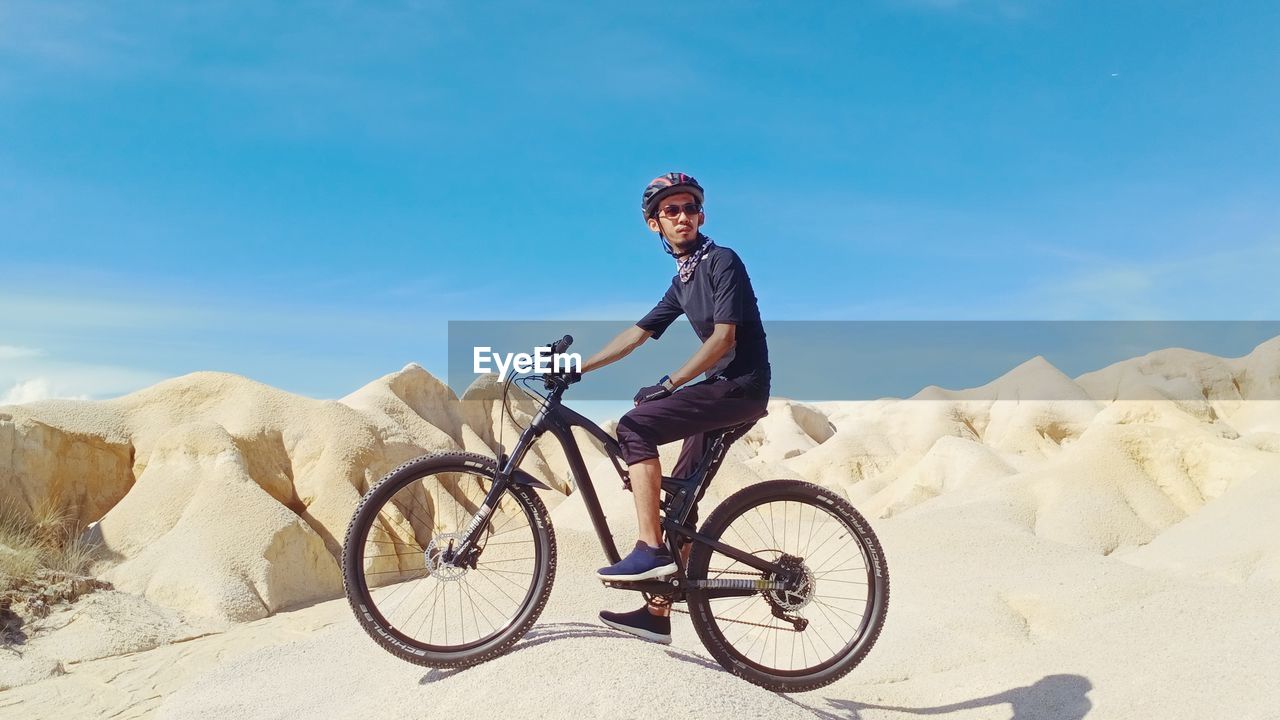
[616,375,768,530]
[616,375,767,466]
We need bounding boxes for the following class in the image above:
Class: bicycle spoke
[461,575,504,635]
[472,565,522,606]
[815,577,868,585]
[811,597,865,619]
[708,592,756,619]
[810,599,858,647]
[688,487,886,682]
[802,501,821,558]
[441,573,450,646]
[415,579,446,640]
[809,533,858,572]
[363,551,428,560]
[350,462,548,654]
[377,575,429,618]
[477,567,533,577]
[402,580,444,637]
[363,567,428,577]
[812,554,866,578]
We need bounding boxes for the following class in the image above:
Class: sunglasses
[658,202,703,220]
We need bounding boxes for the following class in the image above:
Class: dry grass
[1,499,108,642]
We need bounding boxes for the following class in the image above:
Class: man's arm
[668,322,736,387]
[580,325,652,373]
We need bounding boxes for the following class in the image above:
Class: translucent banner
[447,321,1280,401]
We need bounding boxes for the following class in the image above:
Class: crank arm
[599,578,683,594]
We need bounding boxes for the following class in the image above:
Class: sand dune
[2,338,1280,718]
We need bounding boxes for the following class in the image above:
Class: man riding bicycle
[574,172,771,644]
[343,173,885,684]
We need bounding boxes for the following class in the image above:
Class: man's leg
[611,379,763,550]
[645,543,692,619]
[629,457,663,547]
[646,430,706,617]
[595,453,677,583]
[629,425,709,548]
[622,456,685,621]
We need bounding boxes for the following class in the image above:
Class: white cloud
[1013,242,1280,321]
[0,345,164,406]
[1,377,89,404]
[0,345,44,360]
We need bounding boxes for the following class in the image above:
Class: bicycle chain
[660,604,799,632]
[648,569,802,633]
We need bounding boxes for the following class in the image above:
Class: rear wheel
[342,452,556,668]
[686,480,889,692]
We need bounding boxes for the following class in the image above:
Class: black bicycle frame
[450,378,793,596]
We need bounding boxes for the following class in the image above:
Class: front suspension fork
[444,468,512,566]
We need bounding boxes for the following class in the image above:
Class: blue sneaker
[599,605,672,645]
[596,541,678,581]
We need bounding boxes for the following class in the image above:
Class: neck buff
[677,234,715,284]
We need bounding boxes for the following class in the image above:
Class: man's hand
[544,369,581,391]
[633,379,672,406]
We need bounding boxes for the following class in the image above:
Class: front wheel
[342,452,556,668]
[686,480,889,693]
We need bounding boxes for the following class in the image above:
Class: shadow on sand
[665,647,1092,719]
[782,674,1093,720]
[419,624,1091,720]
[1,606,29,648]
[419,621,639,684]
[419,621,798,686]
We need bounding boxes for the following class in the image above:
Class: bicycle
[342,335,889,692]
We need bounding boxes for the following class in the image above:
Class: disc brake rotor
[424,532,469,581]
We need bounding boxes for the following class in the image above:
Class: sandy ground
[6,345,1280,719]
[4,516,1277,720]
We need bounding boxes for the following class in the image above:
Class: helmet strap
[661,228,707,259]
[654,218,679,256]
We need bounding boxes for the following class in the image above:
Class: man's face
[647,191,705,246]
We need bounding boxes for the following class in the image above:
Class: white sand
[3,339,1280,718]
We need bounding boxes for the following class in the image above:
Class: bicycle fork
[443,424,541,568]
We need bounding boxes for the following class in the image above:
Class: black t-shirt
[636,244,770,397]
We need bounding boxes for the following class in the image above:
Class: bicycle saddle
[709,405,768,443]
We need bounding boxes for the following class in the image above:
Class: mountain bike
[342,336,889,692]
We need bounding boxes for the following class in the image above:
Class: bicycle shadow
[418,621,624,684]
[423,629,1091,720]
[663,648,725,672]
[788,674,1094,720]
[660,652,1092,719]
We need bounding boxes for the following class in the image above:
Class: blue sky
[2,1,1278,410]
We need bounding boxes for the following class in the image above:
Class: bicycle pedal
[600,575,678,588]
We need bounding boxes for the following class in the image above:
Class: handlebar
[549,334,573,356]
[541,335,576,392]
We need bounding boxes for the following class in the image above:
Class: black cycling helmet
[641,172,705,220]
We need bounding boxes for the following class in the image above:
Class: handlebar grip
[550,334,573,356]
